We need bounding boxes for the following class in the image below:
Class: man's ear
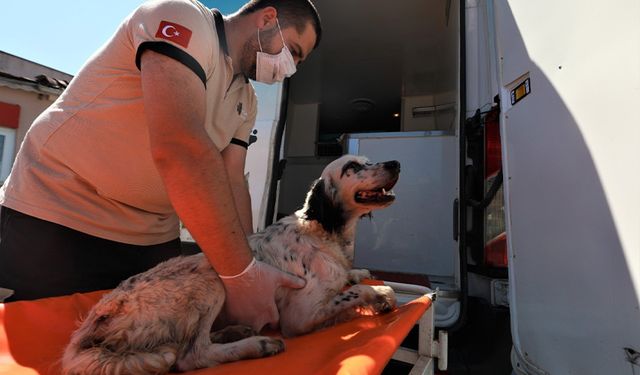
[256,6,278,29]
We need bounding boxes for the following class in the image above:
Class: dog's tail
[62,344,177,375]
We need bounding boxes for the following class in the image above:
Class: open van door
[491,1,640,374]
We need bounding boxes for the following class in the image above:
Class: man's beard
[241,39,258,81]
[240,28,279,81]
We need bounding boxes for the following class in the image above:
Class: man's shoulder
[143,0,210,13]
[135,0,213,28]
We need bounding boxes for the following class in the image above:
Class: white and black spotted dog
[62,154,401,375]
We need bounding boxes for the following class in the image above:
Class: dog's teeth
[382,188,386,195]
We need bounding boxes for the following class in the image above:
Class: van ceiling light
[350,98,375,113]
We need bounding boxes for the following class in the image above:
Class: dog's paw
[258,337,285,357]
[370,285,397,314]
[348,268,372,284]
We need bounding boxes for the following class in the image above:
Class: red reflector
[484,108,501,178]
[484,231,508,268]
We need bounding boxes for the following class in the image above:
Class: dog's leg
[282,284,396,336]
[347,268,372,284]
[197,336,285,365]
[175,290,284,371]
[210,325,258,344]
[178,336,284,369]
[325,284,396,323]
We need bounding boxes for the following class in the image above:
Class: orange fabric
[0,289,430,375]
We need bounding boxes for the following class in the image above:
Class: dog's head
[322,155,400,210]
[298,155,400,234]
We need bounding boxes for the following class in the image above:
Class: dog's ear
[326,176,338,201]
[301,178,346,234]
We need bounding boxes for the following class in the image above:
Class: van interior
[273,0,463,326]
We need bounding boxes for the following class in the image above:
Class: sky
[0,0,245,75]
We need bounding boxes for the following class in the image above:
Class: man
[0,0,321,332]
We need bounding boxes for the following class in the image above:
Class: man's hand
[220,259,306,332]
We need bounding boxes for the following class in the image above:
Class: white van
[240,0,640,374]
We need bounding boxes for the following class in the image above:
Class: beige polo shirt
[0,0,257,245]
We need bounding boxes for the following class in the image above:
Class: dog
[62,154,401,375]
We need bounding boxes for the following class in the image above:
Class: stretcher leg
[387,282,448,374]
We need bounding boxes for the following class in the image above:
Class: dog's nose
[383,160,401,172]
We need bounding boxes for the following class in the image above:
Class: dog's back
[62,255,221,375]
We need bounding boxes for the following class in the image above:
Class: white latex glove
[220,258,306,332]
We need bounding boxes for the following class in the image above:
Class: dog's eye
[350,162,363,171]
[342,161,363,177]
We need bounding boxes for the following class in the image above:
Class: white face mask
[256,18,297,84]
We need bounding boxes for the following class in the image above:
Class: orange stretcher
[0,282,444,375]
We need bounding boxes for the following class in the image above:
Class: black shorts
[0,206,183,302]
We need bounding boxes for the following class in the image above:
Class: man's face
[241,20,317,81]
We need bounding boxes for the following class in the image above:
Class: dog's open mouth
[355,179,398,204]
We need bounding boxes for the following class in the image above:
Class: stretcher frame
[0,281,447,375]
[386,281,448,374]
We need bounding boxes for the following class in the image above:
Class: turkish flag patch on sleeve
[155,20,193,48]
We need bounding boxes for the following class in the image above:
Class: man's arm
[140,50,252,275]
[140,50,304,332]
[221,145,254,234]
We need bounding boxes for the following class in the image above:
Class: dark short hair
[238,0,322,49]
